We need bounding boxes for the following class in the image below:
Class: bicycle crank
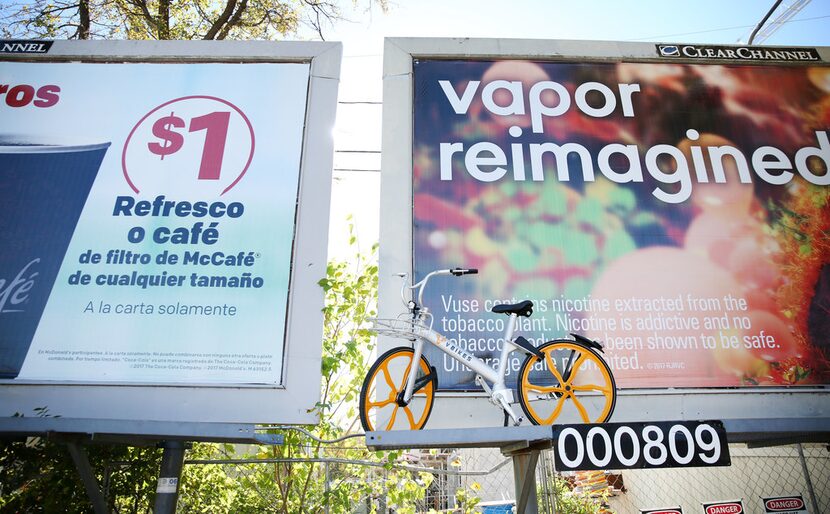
[476,375,523,426]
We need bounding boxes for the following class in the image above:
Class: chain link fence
[595,443,829,514]
[165,441,829,513]
[455,443,829,514]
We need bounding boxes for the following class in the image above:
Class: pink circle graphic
[122,95,256,196]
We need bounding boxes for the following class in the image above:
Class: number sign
[552,420,730,471]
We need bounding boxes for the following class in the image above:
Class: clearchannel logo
[656,43,821,62]
[657,45,680,57]
[0,40,53,54]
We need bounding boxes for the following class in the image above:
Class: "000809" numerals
[553,420,730,471]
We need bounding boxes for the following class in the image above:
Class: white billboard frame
[379,37,830,440]
[0,40,340,427]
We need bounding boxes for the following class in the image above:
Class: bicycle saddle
[491,300,533,317]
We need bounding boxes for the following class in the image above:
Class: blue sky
[320,0,830,104]
[324,0,830,51]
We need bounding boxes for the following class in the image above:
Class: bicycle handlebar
[398,267,478,309]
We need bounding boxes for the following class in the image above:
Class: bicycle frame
[397,269,533,423]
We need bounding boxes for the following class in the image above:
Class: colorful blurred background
[413,59,830,390]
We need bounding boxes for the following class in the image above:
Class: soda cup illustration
[0,136,110,378]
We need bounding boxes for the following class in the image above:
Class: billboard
[412,58,830,391]
[380,38,830,432]
[0,40,341,425]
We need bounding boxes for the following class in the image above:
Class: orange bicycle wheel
[517,340,616,425]
[359,347,436,431]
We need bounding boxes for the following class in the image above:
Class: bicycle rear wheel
[517,340,616,425]
[359,347,436,431]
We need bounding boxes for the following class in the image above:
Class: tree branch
[301,0,338,39]
[76,0,89,38]
[203,0,237,40]
[35,3,82,16]
[156,0,169,39]
[126,0,154,29]
[216,0,246,40]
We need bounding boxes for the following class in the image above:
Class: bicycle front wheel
[518,340,616,425]
[359,347,436,431]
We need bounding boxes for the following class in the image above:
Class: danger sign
[702,500,744,514]
[762,495,808,514]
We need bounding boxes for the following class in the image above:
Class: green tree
[178,234,445,513]
[248,238,385,513]
[0,0,387,40]
[549,476,611,514]
[0,410,162,513]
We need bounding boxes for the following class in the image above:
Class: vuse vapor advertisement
[412,59,830,390]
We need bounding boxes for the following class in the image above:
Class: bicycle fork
[401,337,428,405]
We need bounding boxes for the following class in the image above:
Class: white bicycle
[359,268,617,431]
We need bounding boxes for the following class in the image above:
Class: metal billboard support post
[506,448,541,514]
[65,441,109,514]
[797,443,820,514]
[154,441,189,514]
